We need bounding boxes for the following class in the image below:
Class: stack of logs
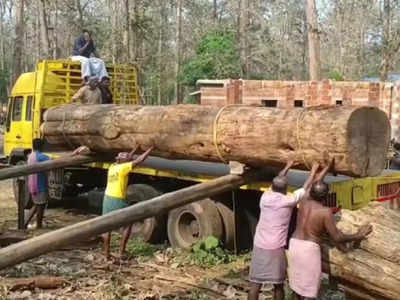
[324,202,400,299]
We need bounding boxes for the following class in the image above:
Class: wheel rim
[177,211,201,245]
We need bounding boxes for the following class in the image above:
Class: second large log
[41,104,391,177]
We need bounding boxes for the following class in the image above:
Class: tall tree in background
[75,0,84,29]
[380,0,400,81]
[123,0,130,63]
[213,0,218,23]
[12,0,24,85]
[174,0,183,104]
[38,0,51,58]
[305,0,321,80]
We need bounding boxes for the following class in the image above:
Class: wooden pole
[0,170,261,269]
[0,155,101,181]
[17,179,25,230]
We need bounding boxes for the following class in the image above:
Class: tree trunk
[41,105,390,177]
[213,0,217,23]
[131,0,138,62]
[0,1,5,71]
[157,0,165,106]
[12,0,24,86]
[237,0,242,77]
[380,0,391,82]
[123,0,130,63]
[305,0,321,80]
[38,0,50,59]
[0,170,261,270]
[240,0,250,78]
[111,1,119,63]
[174,0,183,104]
[75,0,84,30]
[52,0,59,59]
[322,203,400,300]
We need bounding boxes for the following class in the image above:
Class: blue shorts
[102,195,130,215]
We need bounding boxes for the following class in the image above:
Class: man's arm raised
[324,210,372,244]
[314,158,334,183]
[132,146,154,168]
[303,163,319,192]
[278,160,295,177]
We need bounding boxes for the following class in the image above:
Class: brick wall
[199,79,397,138]
[200,79,393,111]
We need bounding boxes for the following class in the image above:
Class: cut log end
[347,107,391,177]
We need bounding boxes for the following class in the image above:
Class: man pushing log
[101,146,153,261]
[248,161,319,300]
[288,160,373,300]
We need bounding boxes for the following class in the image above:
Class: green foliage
[188,291,210,300]
[183,94,199,104]
[189,236,236,267]
[181,30,241,86]
[126,238,160,257]
[111,235,161,258]
[328,70,345,81]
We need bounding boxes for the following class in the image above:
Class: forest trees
[3,0,400,104]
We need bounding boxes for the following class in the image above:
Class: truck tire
[12,160,32,209]
[126,184,166,243]
[167,199,223,249]
[216,202,235,250]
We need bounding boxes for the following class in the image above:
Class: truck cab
[4,60,139,163]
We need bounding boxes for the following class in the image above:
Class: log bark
[8,276,65,290]
[0,170,261,270]
[41,104,390,177]
[322,203,400,300]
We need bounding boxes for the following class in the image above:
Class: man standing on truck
[288,161,373,300]
[248,161,319,300]
[102,146,153,261]
[25,139,88,229]
[71,76,102,104]
[71,30,108,81]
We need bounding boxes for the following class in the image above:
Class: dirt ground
[0,178,345,300]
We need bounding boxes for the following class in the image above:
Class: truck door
[4,96,33,155]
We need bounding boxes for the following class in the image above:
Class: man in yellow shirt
[102,146,153,261]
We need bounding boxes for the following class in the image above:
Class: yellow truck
[4,59,400,250]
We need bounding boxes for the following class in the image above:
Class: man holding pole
[102,146,153,261]
[26,139,89,229]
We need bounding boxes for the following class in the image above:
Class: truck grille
[377,182,400,202]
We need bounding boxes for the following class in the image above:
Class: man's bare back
[293,160,372,247]
[288,161,372,299]
[292,199,330,245]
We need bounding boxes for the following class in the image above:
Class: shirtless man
[248,161,319,300]
[288,161,373,299]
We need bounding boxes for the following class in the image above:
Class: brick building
[196,79,400,141]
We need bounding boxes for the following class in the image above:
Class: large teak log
[322,203,400,299]
[41,104,391,177]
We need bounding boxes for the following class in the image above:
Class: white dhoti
[71,56,108,79]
